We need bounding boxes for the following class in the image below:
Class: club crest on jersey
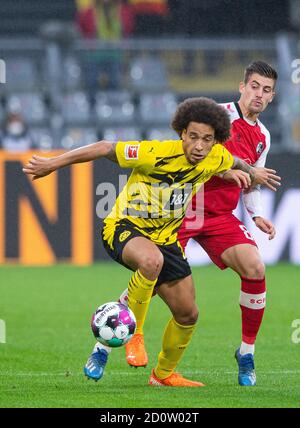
[125,145,139,160]
[119,231,131,242]
[256,142,264,154]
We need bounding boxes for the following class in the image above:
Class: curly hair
[171,97,231,143]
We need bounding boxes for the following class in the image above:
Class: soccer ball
[91,302,136,348]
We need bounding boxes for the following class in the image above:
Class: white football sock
[93,342,112,354]
[118,288,129,307]
[240,341,255,355]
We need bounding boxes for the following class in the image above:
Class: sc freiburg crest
[256,142,264,154]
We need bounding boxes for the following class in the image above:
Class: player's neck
[237,101,259,123]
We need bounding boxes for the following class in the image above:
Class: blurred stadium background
[0,0,300,265]
[0,0,300,408]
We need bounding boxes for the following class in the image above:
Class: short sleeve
[115,140,158,169]
[116,140,182,172]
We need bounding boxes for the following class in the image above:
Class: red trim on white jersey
[199,102,272,218]
[220,102,271,167]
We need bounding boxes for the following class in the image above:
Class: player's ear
[239,81,245,94]
[181,128,187,140]
[269,90,275,103]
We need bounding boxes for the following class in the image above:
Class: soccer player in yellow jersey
[23,97,280,387]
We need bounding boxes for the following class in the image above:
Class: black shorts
[102,220,191,286]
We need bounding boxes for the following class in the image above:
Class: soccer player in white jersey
[178,61,278,386]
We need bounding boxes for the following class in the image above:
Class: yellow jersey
[103,140,234,246]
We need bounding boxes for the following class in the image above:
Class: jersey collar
[234,102,257,126]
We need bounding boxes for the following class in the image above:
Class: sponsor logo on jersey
[125,145,139,160]
[256,142,264,154]
[119,231,131,242]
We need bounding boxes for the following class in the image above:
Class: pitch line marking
[1,370,300,377]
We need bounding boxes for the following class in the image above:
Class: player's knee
[139,251,164,279]
[244,260,265,280]
[176,307,199,326]
[256,262,265,279]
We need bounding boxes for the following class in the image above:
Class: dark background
[0,0,292,37]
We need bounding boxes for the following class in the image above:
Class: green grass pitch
[0,263,300,408]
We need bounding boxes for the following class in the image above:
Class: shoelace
[240,354,254,372]
[94,349,108,366]
[132,334,144,346]
[170,372,182,378]
[160,372,183,381]
[165,372,200,385]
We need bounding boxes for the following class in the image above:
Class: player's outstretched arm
[23,140,117,180]
[232,157,281,191]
